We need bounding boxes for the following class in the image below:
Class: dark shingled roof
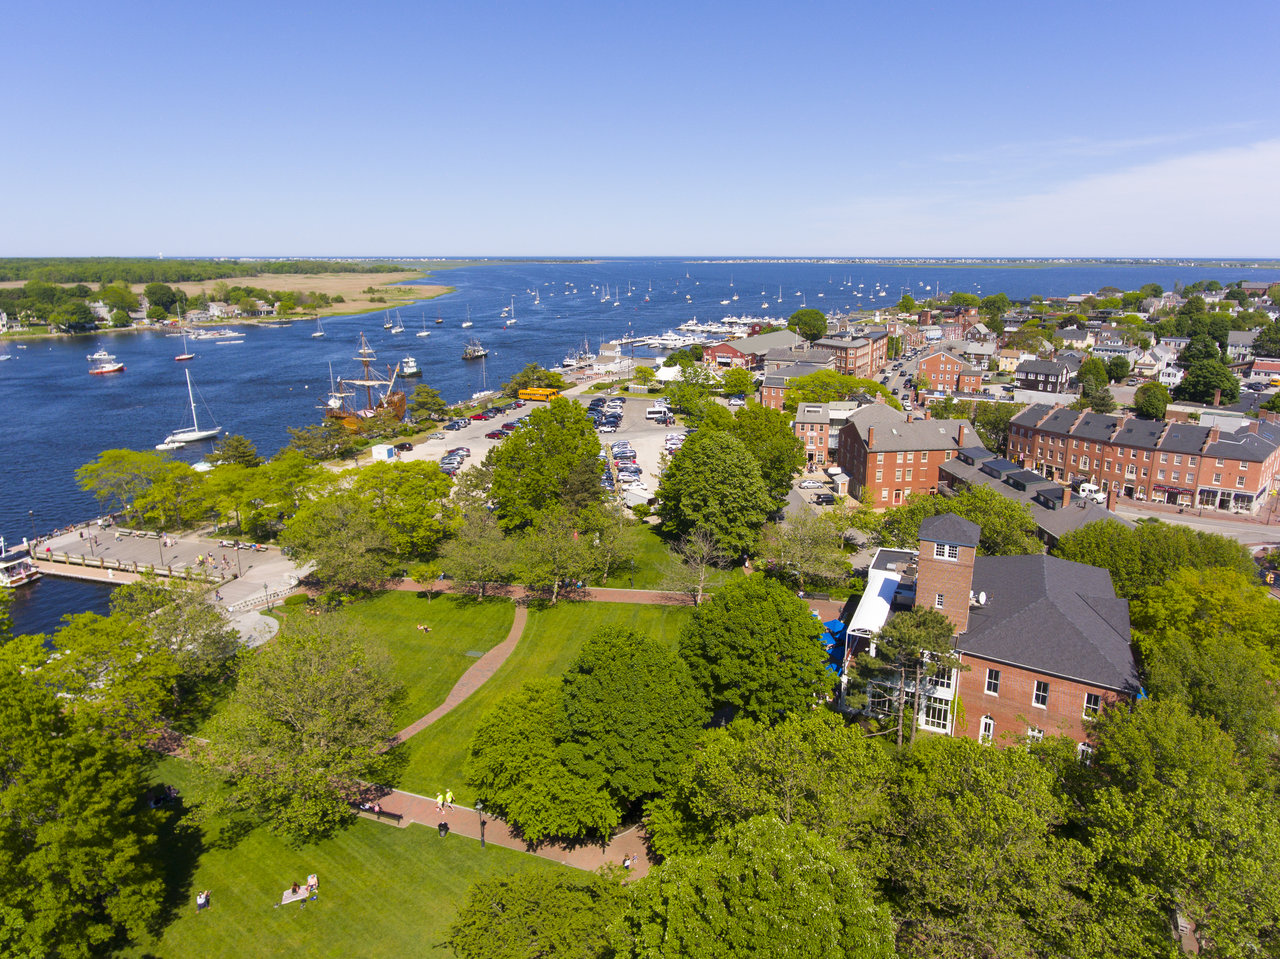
[963,554,1138,692]
[919,514,980,548]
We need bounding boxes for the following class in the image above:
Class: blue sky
[4,0,1278,256]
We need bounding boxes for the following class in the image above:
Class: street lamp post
[157,536,165,570]
[28,510,35,545]
[476,801,486,849]
[263,583,270,609]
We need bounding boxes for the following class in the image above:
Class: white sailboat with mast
[159,369,222,447]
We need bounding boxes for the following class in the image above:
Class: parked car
[469,413,488,421]
[598,424,617,433]
[394,442,413,452]
[448,447,471,456]
[502,421,520,430]
[445,420,467,430]
[485,429,506,439]
[799,479,824,489]
[814,493,836,506]
[428,432,447,440]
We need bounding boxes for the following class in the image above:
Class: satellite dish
[978,591,987,606]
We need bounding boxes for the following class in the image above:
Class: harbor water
[3,257,1276,634]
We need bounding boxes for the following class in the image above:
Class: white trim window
[1033,680,1049,708]
[979,715,995,743]
[1027,726,1043,743]
[1077,742,1094,764]
[1083,693,1101,717]
[920,695,951,733]
[933,542,960,561]
[985,668,1000,695]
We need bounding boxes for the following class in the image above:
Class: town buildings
[1007,404,1280,512]
[836,404,978,507]
[1014,359,1071,393]
[917,348,983,395]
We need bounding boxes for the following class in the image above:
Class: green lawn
[608,522,735,591]
[327,591,515,728]
[397,601,694,802]
[123,759,564,959]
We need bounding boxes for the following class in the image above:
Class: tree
[407,382,448,421]
[646,712,892,875]
[1106,356,1130,382]
[632,364,657,387]
[559,626,708,805]
[759,509,849,590]
[1133,381,1169,419]
[280,489,397,591]
[1084,699,1280,956]
[515,509,593,604]
[1173,359,1239,405]
[285,420,360,461]
[76,448,177,523]
[110,308,131,327]
[1089,386,1117,413]
[885,736,1092,958]
[142,282,178,312]
[678,575,828,722]
[1177,333,1223,366]
[980,292,1011,322]
[971,400,1023,452]
[788,308,828,342]
[869,607,962,746]
[145,304,168,321]
[784,368,898,410]
[447,871,627,959]
[721,403,806,507]
[1052,520,1254,600]
[612,816,895,959]
[203,616,402,844]
[1252,320,1280,358]
[877,485,1040,556]
[0,668,165,959]
[579,502,636,585]
[656,431,772,558]
[897,293,918,313]
[465,678,621,843]
[207,432,262,468]
[439,508,514,597]
[663,363,719,413]
[350,460,454,560]
[1077,356,1108,398]
[500,363,569,398]
[663,528,728,605]
[720,366,754,396]
[487,397,602,530]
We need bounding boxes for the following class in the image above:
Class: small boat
[312,318,326,338]
[435,313,443,325]
[462,338,488,361]
[162,369,222,446]
[383,317,393,329]
[417,315,432,337]
[400,356,422,377]
[88,349,125,375]
[0,539,40,588]
[390,311,405,334]
[461,305,473,329]
[154,441,184,451]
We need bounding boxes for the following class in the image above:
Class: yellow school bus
[518,387,561,401]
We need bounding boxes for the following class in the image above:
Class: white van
[1077,482,1107,505]
[645,406,669,421]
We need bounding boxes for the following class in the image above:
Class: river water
[3,258,1276,634]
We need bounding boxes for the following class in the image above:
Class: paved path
[365,789,652,878]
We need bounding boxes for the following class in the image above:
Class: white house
[1158,366,1185,388]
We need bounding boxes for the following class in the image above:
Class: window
[1237,475,1246,488]
[1026,726,1043,743]
[906,451,914,462]
[1213,473,1222,485]
[1141,468,1149,478]
[906,468,913,481]
[895,469,903,481]
[1217,457,1225,467]
[1126,464,1136,477]
[877,452,884,464]
[933,543,960,561]
[1160,453,1168,464]
[920,695,951,732]
[1084,693,1101,717]
[875,470,883,482]
[897,452,904,463]
[1144,451,1151,461]
[1077,742,1094,764]
[935,593,945,609]
[985,668,1000,695]
[1157,469,1165,480]
[1174,454,1183,465]
[1033,680,1049,708]
[880,489,889,501]
[1171,471,1179,482]
[979,715,995,743]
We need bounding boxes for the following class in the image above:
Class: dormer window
[933,543,960,561]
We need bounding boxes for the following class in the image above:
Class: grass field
[323,591,516,728]
[123,759,563,959]
[607,522,736,592]
[397,601,694,802]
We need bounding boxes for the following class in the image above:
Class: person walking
[436,792,444,812]
[196,890,211,912]
[445,789,453,810]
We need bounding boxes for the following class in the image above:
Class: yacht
[400,356,422,377]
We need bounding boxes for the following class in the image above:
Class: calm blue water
[3,257,1277,634]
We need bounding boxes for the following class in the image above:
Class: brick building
[836,404,979,507]
[856,514,1137,750]
[1008,404,1280,512]
[794,402,834,468]
[809,332,889,379]
[916,348,983,395]
[759,360,830,410]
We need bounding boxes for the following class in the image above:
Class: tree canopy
[656,430,772,558]
[1133,381,1169,419]
[500,363,569,398]
[787,308,828,342]
[874,484,1040,556]
[1172,359,1239,405]
[678,575,829,723]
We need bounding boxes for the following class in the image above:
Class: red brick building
[809,332,889,379]
[702,340,752,369]
[836,404,978,507]
[1008,404,1280,512]
[916,348,983,395]
[859,514,1137,750]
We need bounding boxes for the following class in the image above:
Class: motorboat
[400,356,422,377]
[0,539,40,587]
[88,349,125,375]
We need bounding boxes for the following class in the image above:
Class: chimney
[866,426,875,449]
[923,408,931,421]
[1107,487,1118,512]
[1213,388,1222,407]
[957,424,966,446]
[1062,486,1071,508]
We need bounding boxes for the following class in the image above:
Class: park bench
[354,804,403,824]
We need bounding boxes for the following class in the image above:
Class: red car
[469,413,487,421]
[485,429,506,440]
[502,421,520,430]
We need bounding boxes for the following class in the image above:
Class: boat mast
[185,368,200,431]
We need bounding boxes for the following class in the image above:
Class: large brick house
[809,332,889,379]
[916,348,982,395]
[856,514,1138,750]
[1008,404,1280,512]
[836,404,979,507]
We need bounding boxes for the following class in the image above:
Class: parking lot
[398,391,684,499]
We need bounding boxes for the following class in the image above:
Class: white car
[799,479,825,490]
[598,424,617,433]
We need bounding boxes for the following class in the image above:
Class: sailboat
[174,333,195,361]
[311,318,326,338]
[383,315,393,329]
[390,312,405,334]
[160,369,222,447]
[417,315,432,337]
[323,334,406,428]
[461,305,473,329]
[435,311,444,324]
[505,295,518,325]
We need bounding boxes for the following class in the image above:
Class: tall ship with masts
[324,333,407,428]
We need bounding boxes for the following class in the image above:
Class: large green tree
[350,460,454,559]
[439,508,514,597]
[500,363,569,398]
[1133,381,1169,419]
[284,420,361,461]
[875,485,1040,556]
[487,397,602,530]
[656,430,772,558]
[784,369,898,410]
[678,575,828,722]
[720,366,754,396]
[407,382,448,421]
[1172,359,1239,405]
[76,449,180,524]
[788,308,828,342]
[722,403,806,507]
[203,616,402,844]
[447,871,628,959]
[279,488,397,590]
[559,625,708,806]
[0,668,165,959]
[1251,320,1280,358]
[207,433,262,468]
[613,816,895,959]
[515,508,593,603]
[869,607,963,746]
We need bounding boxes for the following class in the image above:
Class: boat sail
[417,315,431,337]
[312,318,326,338]
[390,311,405,334]
[161,369,222,446]
[324,333,407,428]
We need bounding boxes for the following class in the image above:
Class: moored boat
[88,349,125,375]
[161,369,223,446]
[400,356,422,377]
[323,333,407,428]
[0,539,40,588]
[462,338,488,361]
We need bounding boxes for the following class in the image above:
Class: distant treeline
[0,258,412,284]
